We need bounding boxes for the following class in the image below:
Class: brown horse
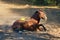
[11,9,47,32]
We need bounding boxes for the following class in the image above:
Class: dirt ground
[0,1,60,40]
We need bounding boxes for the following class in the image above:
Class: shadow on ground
[0,25,60,40]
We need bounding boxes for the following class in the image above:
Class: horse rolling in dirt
[11,9,47,32]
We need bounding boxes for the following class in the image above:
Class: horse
[11,9,47,32]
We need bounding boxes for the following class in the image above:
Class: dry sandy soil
[0,1,60,40]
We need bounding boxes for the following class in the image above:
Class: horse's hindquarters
[12,21,24,32]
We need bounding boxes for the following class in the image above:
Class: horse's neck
[30,17,40,23]
[30,18,38,23]
[31,12,40,23]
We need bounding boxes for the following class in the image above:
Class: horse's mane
[31,11,40,23]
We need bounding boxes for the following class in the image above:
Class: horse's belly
[24,26,34,31]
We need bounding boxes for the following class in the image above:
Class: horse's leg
[38,24,47,31]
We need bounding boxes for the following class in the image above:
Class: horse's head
[38,9,47,22]
[31,9,47,23]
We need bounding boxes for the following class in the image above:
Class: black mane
[31,11,40,23]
